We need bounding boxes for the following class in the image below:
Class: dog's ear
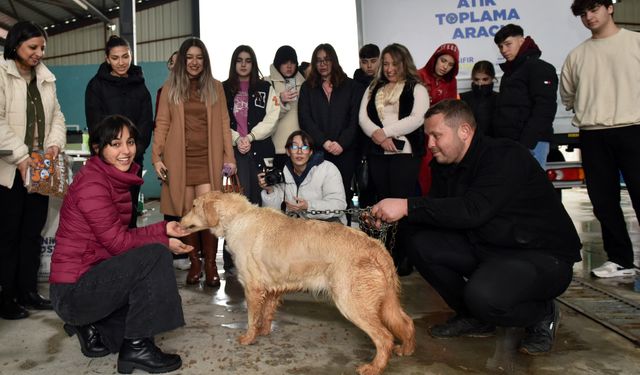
[202,198,220,227]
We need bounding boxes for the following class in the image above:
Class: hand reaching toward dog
[166,221,191,237]
[168,238,194,254]
[371,198,408,226]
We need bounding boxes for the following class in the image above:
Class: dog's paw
[238,334,256,345]
[393,343,415,356]
[257,326,272,336]
[356,364,382,375]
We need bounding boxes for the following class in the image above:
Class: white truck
[357,0,589,187]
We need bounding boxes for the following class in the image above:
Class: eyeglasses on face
[289,145,311,152]
[316,58,332,65]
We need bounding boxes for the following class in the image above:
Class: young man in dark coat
[352,43,380,88]
[371,100,581,355]
[493,24,558,168]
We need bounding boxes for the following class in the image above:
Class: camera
[264,167,284,186]
[262,158,284,186]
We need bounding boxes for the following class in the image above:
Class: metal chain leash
[292,207,398,249]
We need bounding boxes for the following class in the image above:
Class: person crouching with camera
[258,130,347,224]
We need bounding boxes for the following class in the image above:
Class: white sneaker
[591,261,636,278]
[173,258,191,271]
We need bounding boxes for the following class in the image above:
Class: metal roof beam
[70,0,114,26]
[1,1,19,19]
[13,0,59,24]
[35,0,85,19]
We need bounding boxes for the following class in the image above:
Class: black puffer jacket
[460,86,497,136]
[85,62,153,163]
[353,68,373,89]
[493,37,558,149]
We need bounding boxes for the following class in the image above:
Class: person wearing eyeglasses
[258,130,347,224]
[298,44,364,224]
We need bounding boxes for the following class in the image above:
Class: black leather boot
[17,292,53,310]
[0,297,29,320]
[64,323,110,358]
[117,338,181,374]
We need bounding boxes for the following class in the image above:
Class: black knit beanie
[273,45,298,69]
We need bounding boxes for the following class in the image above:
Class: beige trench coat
[152,80,235,217]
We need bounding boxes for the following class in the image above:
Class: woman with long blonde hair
[152,37,236,288]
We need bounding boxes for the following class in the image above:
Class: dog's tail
[381,287,416,356]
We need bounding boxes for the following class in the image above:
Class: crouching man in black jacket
[372,100,582,355]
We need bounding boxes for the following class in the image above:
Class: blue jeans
[530,141,549,168]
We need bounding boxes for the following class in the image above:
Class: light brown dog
[181,191,415,375]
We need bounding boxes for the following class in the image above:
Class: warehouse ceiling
[0,0,174,44]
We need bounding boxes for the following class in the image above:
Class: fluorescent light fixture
[72,0,88,11]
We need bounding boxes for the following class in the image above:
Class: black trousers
[234,148,261,205]
[369,153,422,264]
[0,173,49,299]
[50,244,184,352]
[408,229,573,327]
[580,126,640,269]
[368,153,421,200]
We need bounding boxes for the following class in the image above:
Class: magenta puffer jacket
[50,156,168,283]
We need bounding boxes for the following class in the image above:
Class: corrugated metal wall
[45,0,192,65]
[615,0,640,31]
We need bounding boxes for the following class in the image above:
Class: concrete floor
[1,188,639,375]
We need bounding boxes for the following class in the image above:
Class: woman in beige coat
[0,21,66,320]
[152,38,235,287]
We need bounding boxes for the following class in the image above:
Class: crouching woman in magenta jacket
[49,115,193,374]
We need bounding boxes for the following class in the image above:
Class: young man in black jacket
[372,100,582,355]
[493,24,558,168]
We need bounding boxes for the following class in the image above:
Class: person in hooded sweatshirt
[264,45,306,170]
[460,60,498,136]
[85,35,153,228]
[493,24,558,168]
[258,130,347,224]
[417,43,460,196]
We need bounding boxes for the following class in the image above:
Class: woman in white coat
[0,21,66,320]
[258,130,346,224]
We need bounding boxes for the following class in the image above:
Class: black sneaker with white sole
[519,301,560,355]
